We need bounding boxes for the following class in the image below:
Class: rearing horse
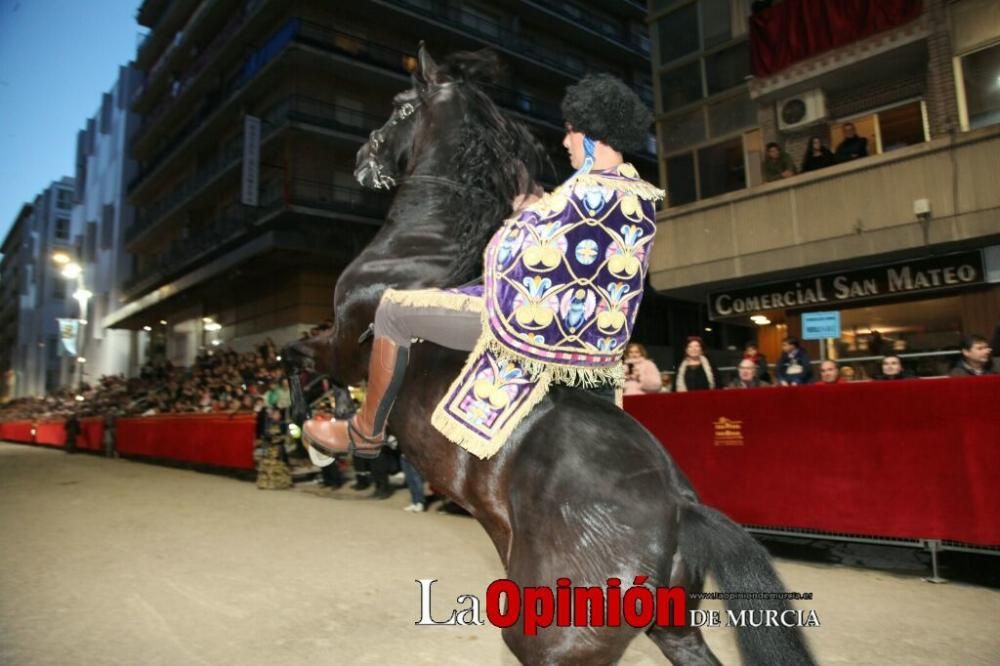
[285,47,814,666]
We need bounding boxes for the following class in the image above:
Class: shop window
[661,108,706,152]
[697,137,745,198]
[660,61,703,112]
[705,42,749,95]
[960,42,1000,129]
[666,153,696,206]
[657,3,699,65]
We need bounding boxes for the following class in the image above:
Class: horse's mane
[431,51,551,286]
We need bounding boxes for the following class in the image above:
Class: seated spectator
[623,343,662,395]
[949,334,995,377]
[742,341,770,383]
[727,360,769,389]
[817,360,843,384]
[834,122,868,163]
[659,371,673,392]
[776,336,812,385]
[875,354,913,380]
[762,142,796,182]
[673,337,716,392]
[801,136,835,172]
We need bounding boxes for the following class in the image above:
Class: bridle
[364,100,418,190]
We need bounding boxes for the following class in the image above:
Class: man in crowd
[950,334,994,377]
[818,360,843,384]
[835,122,868,163]
[776,336,812,385]
[727,359,769,389]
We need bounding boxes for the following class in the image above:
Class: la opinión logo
[415,577,687,636]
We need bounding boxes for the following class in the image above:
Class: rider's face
[563,127,584,169]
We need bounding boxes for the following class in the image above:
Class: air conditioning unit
[777,90,827,131]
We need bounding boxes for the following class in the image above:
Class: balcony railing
[128,97,384,245]
[382,0,591,76]
[128,17,585,197]
[124,177,388,295]
[521,0,649,54]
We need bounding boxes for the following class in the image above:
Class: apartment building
[648,0,1000,376]
[104,0,658,366]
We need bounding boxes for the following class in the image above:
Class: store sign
[801,311,840,340]
[709,251,985,319]
[241,115,261,207]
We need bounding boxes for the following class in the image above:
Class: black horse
[285,47,814,665]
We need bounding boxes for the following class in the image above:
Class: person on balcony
[801,136,835,172]
[762,142,796,182]
[834,122,868,163]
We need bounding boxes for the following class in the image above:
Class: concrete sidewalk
[0,443,997,665]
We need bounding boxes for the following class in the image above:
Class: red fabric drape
[750,0,923,77]
[625,375,1000,546]
[116,413,256,470]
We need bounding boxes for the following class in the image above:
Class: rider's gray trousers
[374,297,481,351]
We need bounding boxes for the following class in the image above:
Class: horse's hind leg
[646,625,721,666]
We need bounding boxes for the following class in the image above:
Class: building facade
[71,64,145,383]
[648,0,1000,378]
[0,179,79,398]
[105,0,659,367]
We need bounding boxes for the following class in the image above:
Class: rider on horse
[303,73,663,461]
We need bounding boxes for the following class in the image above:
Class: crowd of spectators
[763,122,870,184]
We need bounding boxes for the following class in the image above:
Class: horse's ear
[416,42,439,86]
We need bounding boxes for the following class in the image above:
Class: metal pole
[921,539,947,584]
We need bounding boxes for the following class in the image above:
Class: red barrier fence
[0,420,34,443]
[625,375,1000,547]
[115,413,256,470]
[34,421,65,447]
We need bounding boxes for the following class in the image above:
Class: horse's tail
[678,502,816,665]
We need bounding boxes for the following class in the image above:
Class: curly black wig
[560,74,652,154]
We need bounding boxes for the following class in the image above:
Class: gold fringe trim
[382,288,484,314]
[481,334,624,389]
[431,332,553,459]
[565,175,666,202]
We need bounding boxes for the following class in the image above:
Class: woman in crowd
[801,136,835,172]
[623,343,662,395]
[875,354,913,380]
[673,336,716,392]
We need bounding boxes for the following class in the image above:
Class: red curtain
[116,413,257,470]
[625,375,1000,546]
[750,0,923,77]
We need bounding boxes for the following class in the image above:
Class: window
[701,0,732,48]
[960,42,1000,130]
[101,205,115,250]
[85,222,98,262]
[658,3,699,64]
[707,91,755,137]
[53,278,66,301]
[831,101,927,156]
[666,153,696,206]
[705,42,750,95]
[697,137,745,198]
[663,108,706,152]
[99,93,113,134]
[56,189,72,210]
[55,217,70,240]
[660,61,703,112]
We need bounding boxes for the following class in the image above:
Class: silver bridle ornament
[365,102,416,190]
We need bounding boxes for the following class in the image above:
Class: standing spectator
[673,337,716,392]
[875,354,912,380]
[727,359,769,389]
[817,360,843,384]
[762,142,796,182]
[776,337,812,385]
[949,334,995,377]
[834,122,868,163]
[742,341,771,383]
[64,412,80,454]
[401,454,426,512]
[623,343,662,395]
[801,136,835,172]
